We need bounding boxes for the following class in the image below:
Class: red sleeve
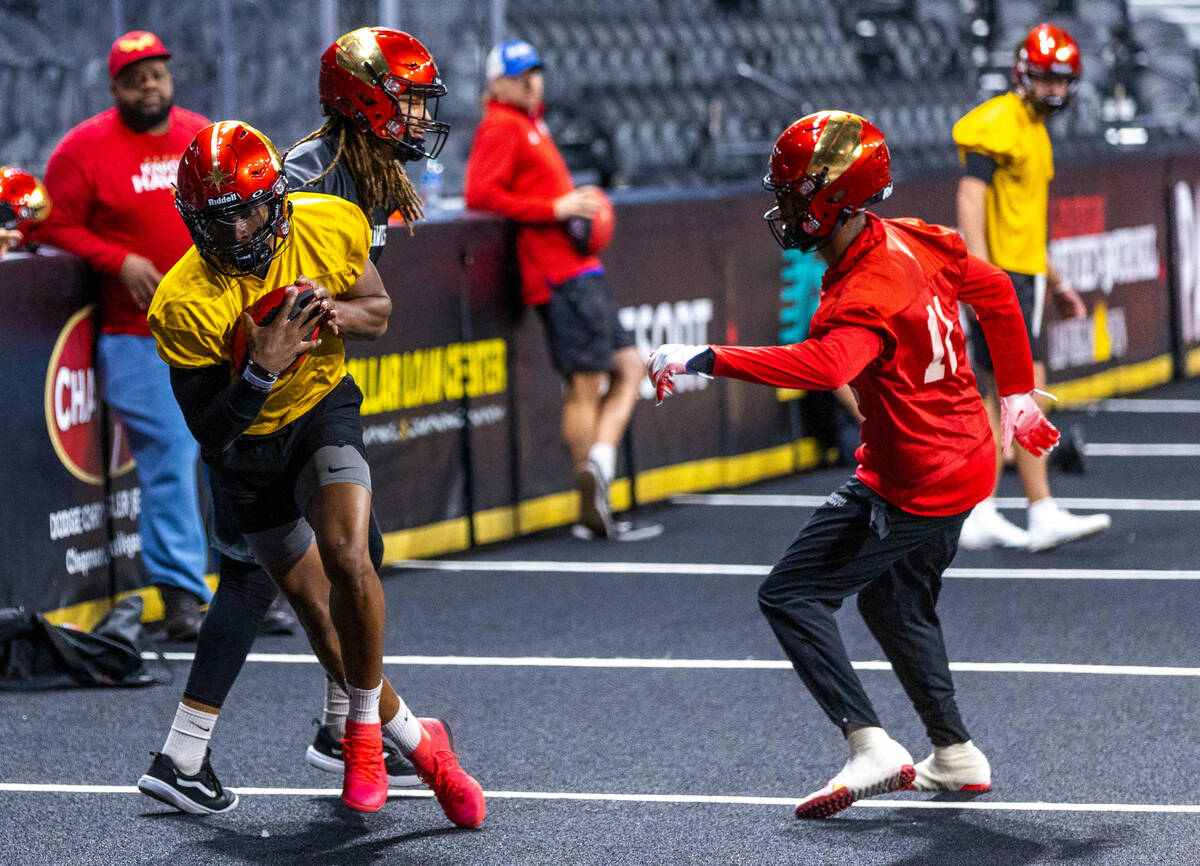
[957,254,1035,395]
[463,118,557,223]
[38,142,130,276]
[711,326,883,390]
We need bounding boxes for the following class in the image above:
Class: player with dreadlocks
[137,29,473,821]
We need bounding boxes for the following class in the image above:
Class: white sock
[588,442,616,483]
[162,703,218,776]
[845,726,892,755]
[322,676,350,738]
[346,681,382,725]
[970,497,998,519]
[1028,497,1058,521]
[382,696,424,754]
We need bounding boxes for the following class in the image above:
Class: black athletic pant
[757,478,972,747]
[183,517,385,709]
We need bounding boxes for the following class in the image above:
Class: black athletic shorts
[537,269,635,374]
[969,269,1044,378]
[211,376,368,534]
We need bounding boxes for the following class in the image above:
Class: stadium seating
[1,0,1195,195]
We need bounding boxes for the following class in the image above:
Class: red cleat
[341,719,388,813]
[407,718,486,828]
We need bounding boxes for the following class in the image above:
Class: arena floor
[2,378,1198,865]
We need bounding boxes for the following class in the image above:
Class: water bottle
[419,157,444,212]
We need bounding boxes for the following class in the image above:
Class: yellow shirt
[148,193,371,435]
[952,92,1054,276]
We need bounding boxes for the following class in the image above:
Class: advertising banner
[2,254,144,612]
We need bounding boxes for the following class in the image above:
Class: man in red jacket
[649,112,1059,820]
[464,40,644,539]
[38,31,211,639]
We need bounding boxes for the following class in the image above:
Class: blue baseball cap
[485,40,543,80]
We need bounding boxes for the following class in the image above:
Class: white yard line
[2,783,1198,814]
[1084,443,1200,457]
[1084,399,1200,413]
[390,560,1200,581]
[142,651,1200,677]
[672,493,1200,511]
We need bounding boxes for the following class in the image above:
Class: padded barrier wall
[3,153,1195,619]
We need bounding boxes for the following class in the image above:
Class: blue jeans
[98,334,210,601]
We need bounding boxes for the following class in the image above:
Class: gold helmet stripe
[807,111,864,185]
[335,27,387,86]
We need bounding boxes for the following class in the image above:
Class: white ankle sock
[1028,497,1058,521]
[845,726,892,755]
[322,677,350,737]
[346,681,382,725]
[970,498,999,519]
[162,703,218,776]
[382,696,423,754]
[588,442,616,483]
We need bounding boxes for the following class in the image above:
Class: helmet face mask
[1014,24,1081,115]
[176,122,291,277]
[762,111,892,253]
[320,28,450,163]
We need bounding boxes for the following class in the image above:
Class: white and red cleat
[910,740,992,792]
[794,728,915,820]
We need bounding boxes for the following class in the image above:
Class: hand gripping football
[230,285,320,376]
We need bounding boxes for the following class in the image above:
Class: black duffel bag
[0,595,165,690]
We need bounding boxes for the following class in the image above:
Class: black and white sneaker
[137,750,238,814]
[305,723,420,787]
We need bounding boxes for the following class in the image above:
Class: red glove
[646,343,711,404]
[1000,391,1060,457]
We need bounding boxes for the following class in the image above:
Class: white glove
[1000,390,1060,457]
[646,343,712,404]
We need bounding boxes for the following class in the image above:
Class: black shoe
[258,594,297,635]
[1050,423,1087,474]
[148,586,204,643]
[304,722,420,787]
[137,749,238,814]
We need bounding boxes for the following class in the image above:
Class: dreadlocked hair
[288,117,424,234]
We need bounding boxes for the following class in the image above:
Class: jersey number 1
[923,297,957,384]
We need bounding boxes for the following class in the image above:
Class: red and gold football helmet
[0,166,51,235]
[319,27,449,162]
[175,121,291,276]
[1014,23,1081,115]
[762,111,892,253]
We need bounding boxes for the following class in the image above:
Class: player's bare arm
[295,259,390,340]
[1045,258,1087,319]
[955,175,989,260]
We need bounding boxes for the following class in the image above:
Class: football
[587,190,615,254]
[229,285,321,376]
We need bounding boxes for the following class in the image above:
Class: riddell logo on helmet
[43,306,135,484]
[206,191,241,207]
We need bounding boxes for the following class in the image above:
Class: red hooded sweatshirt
[713,214,1035,516]
[464,100,600,306]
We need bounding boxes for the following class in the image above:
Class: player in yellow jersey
[140,121,484,827]
[952,23,1110,553]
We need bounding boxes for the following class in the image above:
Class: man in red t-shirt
[37,31,211,639]
[464,40,644,539]
[649,112,1059,820]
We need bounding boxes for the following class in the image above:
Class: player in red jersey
[648,111,1059,819]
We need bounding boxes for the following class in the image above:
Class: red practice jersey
[713,214,1035,515]
[38,106,209,335]
[463,100,600,306]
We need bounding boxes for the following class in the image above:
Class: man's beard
[118,97,173,132]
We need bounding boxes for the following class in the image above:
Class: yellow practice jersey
[952,91,1053,276]
[148,192,371,435]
